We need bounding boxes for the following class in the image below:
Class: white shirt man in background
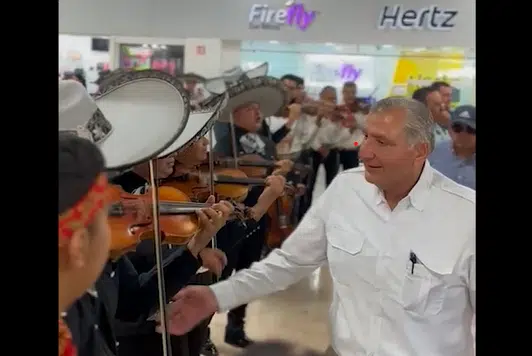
[333,81,367,170]
[166,96,476,356]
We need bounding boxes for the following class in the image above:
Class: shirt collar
[451,145,476,163]
[434,123,448,131]
[373,160,434,211]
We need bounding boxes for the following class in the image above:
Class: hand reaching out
[156,286,218,336]
[274,159,294,176]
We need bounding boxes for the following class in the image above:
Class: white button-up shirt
[211,161,476,356]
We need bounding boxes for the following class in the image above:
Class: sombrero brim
[204,62,269,95]
[176,73,207,82]
[95,70,190,170]
[214,76,287,123]
[158,94,228,157]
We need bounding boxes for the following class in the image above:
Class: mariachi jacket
[66,250,201,356]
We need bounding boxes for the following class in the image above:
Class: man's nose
[358,141,373,160]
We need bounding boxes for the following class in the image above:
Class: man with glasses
[429,105,476,190]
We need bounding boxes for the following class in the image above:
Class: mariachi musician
[59,134,111,356]
[199,67,304,349]
[212,63,298,146]
[333,81,369,171]
[61,70,287,356]
[113,93,286,355]
[60,72,233,356]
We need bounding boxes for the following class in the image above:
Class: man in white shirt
[166,97,476,356]
[412,86,451,145]
[334,81,367,170]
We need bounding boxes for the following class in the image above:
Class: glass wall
[59,34,111,94]
[241,41,475,107]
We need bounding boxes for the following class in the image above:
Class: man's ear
[413,142,430,164]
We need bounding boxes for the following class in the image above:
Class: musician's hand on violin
[265,175,286,197]
[187,200,231,255]
[198,248,227,277]
[274,159,294,176]
[211,200,233,223]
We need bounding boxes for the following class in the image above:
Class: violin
[106,185,247,258]
[280,99,320,118]
[204,153,311,179]
[163,167,267,203]
[337,99,371,115]
[266,184,297,249]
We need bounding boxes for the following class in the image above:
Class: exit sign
[196,45,206,55]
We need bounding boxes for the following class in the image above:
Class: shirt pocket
[326,225,364,286]
[401,258,451,316]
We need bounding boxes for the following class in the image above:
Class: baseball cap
[451,105,476,130]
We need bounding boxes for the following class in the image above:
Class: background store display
[119,44,185,76]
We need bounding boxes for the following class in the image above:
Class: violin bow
[228,112,240,170]
[148,159,173,356]
[208,125,219,284]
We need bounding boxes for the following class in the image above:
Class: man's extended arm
[209,185,332,312]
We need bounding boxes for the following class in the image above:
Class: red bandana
[59,174,109,242]
[59,318,77,356]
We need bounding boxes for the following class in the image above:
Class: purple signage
[249,1,317,31]
[337,64,363,81]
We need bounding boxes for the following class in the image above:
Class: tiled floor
[209,266,333,355]
[210,167,332,355]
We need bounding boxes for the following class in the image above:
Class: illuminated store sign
[248,1,317,31]
[378,5,458,30]
[338,64,362,82]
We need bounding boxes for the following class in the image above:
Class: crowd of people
[58,63,475,356]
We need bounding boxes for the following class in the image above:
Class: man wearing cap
[429,105,476,190]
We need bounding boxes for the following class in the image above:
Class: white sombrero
[176,72,207,83]
[157,92,229,157]
[203,62,269,95]
[59,70,190,170]
[202,63,287,123]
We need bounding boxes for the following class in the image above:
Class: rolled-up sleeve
[210,186,330,312]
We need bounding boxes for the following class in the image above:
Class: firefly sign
[248,1,318,31]
[337,64,363,82]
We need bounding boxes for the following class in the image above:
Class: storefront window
[241,41,475,106]
[119,44,185,76]
[59,34,111,94]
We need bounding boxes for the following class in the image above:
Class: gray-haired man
[167,97,476,356]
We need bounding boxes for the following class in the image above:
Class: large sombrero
[59,70,190,170]
[202,63,287,123]
[203,63,269,95]
[176,72,207,83]
[157,92,229,157]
